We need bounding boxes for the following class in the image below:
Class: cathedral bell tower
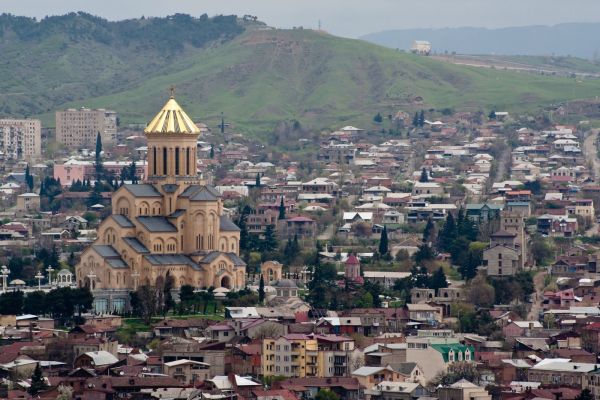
[144,91,202,186]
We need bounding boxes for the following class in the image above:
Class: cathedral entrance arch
[220,276,231,289]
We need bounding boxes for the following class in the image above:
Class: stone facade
[75,96,245,312]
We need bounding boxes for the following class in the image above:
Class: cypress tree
[95,132,103,180]
[379,225,389,255]
[418,110,425,127]
[419,168,429,183]
[278,196,286,220]
[438,213,457,252]
[28,363,47,395]
[423,218,434,243]
[258,275,265,303]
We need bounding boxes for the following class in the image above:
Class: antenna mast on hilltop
[318,20,321,31]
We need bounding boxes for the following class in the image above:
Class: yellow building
[75,95,245,313]
[262,334,319,378]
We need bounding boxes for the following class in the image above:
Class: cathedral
[75,95,246,313]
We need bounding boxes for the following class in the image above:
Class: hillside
[0,12,246,116]
[360,23,600,59]
[3,14,600,134]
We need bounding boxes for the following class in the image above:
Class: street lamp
[45,266,54,286]
[34,271,44,290]
[0,266,8,293]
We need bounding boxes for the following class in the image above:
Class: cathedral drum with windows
[76,95,246,311]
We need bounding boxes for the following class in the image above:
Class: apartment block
[262,334,355,378]
[0,118,41,160]
[56,108,117,148]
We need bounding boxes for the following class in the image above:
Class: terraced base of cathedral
[75,95,246,312]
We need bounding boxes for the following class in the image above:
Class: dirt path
[527,269,547,321]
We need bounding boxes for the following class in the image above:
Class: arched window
[186,147,190,175]
[163,147,168,175]
[153,147,157,175]
[175,147,180,175]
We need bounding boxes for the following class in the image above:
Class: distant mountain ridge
[3,13,600,134]
[361,23,600,59]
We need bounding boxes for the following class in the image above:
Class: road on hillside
[489,140,511,192]
[527,269,548,321]
[583,130,600,236]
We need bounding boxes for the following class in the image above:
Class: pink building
[54,159,148,186]
[345,255,362,282]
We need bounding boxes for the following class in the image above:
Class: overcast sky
[3,0,600,38]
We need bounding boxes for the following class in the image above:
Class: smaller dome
[10,279,25,285]
[58,269,73,275]
[275,279,298,289]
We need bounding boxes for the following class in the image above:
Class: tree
[430,267,448,290]
[162,271,175,317]
[128,161,138,183]
[0,291,24,315]
[412,112,419,127]
[438,213,457,252]
[467,275,496,308]
[179,285,195,304]
[432,362,480,386]
[414,243,434,264]
[95,132,103,180]
[315,389,340,400]
[262,225,278,252]
[373,112,383,124]
[378,226,389,255]
[423,218,434,243]
[278,196,286,220]
[210,145,215,159]
[419,168,429,183]
[28,363,47,395]
[25,164,34,191]
[576,389,593,400]
[132,285,159,324]
[258,274,265,303]
[418,110,425,127]
[56,385,73,400]
[531,236,555,266]
[24,291,47,315]
[488,110,497,120]
[255,173,261,187]
[72,287,94,318]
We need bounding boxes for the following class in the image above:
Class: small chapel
[75,94,246,312]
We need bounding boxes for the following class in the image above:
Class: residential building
[16,193,40,212]
[0,118,41,160]
[262,334,318,378]
[56,108,117,147]
[284,216,316,239]
[437,379,491,400]
[163,359,211,385]
[482,230,522,277]
[527,360,596,388]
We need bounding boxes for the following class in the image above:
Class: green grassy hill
[3,13,600,134]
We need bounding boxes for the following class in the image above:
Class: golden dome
[144,95,200,135]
